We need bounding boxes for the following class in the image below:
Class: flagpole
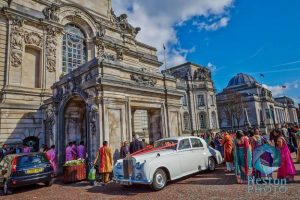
[259,73,266,129]
[163,44,170,136]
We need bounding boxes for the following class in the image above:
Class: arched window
[62,24,87,74]
[183,112,191,130]
[199,112,207,129]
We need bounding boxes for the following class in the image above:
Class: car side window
[178,139,191,150]
[191,138,203,148]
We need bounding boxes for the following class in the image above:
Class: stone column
[127,98,133,142]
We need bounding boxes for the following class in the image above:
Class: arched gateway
[42,58,184,171]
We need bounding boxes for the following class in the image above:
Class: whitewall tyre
[208,157,216,172]
[151,169,167,191]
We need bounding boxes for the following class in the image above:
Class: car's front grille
[123,157,134,179]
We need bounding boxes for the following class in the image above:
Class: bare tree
[217,89,245,129]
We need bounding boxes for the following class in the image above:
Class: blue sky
[113,0,300,103]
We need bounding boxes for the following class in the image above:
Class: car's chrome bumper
[113,177,151,185]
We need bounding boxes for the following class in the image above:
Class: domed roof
[227,73,257,87]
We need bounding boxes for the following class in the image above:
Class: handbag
[88,168,96,181]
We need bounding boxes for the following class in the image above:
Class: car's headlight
[116,162,122,169]
[135,162,144,170]
[135,172,143,180]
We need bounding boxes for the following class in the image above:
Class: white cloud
[207,62,217,72]
[262,80,299,97]
[194,17,230,31]
[112,0,233,66]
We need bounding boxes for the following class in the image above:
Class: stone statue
[117,14,141,38]
[43,4,60,21]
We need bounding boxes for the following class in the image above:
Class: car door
[177,138,194,176]
[190,138,207,171]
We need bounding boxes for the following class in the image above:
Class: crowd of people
[200,124,299,184]
[0,144,32,160]
[1,124,299,186]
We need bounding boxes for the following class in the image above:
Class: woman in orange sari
[221,131,234,172]
[94,141,113,184]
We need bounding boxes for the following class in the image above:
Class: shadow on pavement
[85,183,152,196]
[171,167,236,186]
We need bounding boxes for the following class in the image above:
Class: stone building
[217,73,298,131]
[168,62,219,134]
[0,0,219,166]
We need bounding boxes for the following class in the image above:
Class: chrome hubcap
[156,173,165,188]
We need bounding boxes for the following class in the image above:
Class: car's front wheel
[3,180,12,195]
[208,157,216,171]
[151,168,167,191]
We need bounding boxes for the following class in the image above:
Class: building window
[23,47,41,88]
[265,109,271,119]
[210,95,214,106]
[62,24,87,74]
[197,95,205,107]
[211,111,217,129]
[199,112,207,129]
[183,112,190,130]
[182,95,187,106]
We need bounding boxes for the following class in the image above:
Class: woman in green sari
[234,130,252,184]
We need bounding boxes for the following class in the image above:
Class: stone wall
[0,108,44,145]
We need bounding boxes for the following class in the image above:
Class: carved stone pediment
[24,32,42,47]
[193,68,211,81]
[130,73,157,87]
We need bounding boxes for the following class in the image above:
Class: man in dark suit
[129,134,143,154]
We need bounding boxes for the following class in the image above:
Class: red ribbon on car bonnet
[129,143,177,157]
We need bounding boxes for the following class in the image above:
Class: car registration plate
[26,168,44,174]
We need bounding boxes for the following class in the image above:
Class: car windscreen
[154,140,178,150]
[17,154,49,167]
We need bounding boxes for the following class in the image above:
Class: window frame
[199,112,207,129]
[177,138,192,150]
[197,94,205,107]
[190,138,203,148]
[62,24,87,74]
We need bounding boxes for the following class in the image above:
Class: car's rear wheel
[3,180,12,195]
[45,178,54,187]
[208,157,216,171]
[151,168,167,191]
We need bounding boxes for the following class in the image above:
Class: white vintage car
[113,136,223,190]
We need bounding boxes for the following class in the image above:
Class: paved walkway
[1,154,300,200]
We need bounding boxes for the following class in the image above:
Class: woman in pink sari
[273,130,296,181]
[46,145,57,174]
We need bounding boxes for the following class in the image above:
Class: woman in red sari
[221,131,234,172]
